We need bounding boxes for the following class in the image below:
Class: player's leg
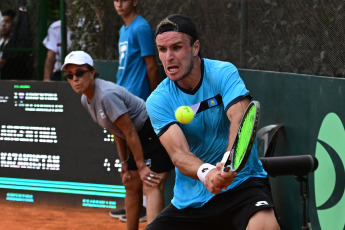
[123,169,143,230]
[246,208,280,230]
[140,121,174,224]
[143,171,170,223]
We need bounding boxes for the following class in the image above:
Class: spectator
[111,0,160,222]
[0,9,32,80]
[43,20,71,81]
[114,0,159,101]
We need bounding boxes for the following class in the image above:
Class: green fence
[240,69,345,230]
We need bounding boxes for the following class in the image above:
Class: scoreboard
[0,80,124,209]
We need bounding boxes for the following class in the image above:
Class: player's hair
[156,14,200,56]
[85,64,99,78]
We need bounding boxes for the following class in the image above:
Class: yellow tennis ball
[175,106,194,124]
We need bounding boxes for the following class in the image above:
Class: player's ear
[192,40,200,57]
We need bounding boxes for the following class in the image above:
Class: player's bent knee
[123,175,142,192]
[143,183,164,196]
[247,208,280,230]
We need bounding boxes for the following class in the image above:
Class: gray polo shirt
[81,78,147,139]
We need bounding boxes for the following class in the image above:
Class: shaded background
[1,0,345,80]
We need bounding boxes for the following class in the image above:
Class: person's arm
[225,97,251,152]
[113,134,129,165]
[159,124,234,194]
[114,112,159,186]
[113,134,132,183]
[159,124,203,179]
[144,55,159,92]
[43,49,56,81]
[213,97,251,187]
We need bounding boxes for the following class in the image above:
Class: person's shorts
[127,118,174,173]
[145,177,275,230]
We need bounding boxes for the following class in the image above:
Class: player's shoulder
[95,79,117,95]
[134,16,150,26]
[132,16,152,31]
[147,79,171,106]
[203,58,239,77]
[204,58,237,70]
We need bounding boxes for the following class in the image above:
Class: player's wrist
[120,155,130,165]
[136,160,147,171]
[197,163,216,183]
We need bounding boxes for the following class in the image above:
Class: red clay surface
[0,201,147,230]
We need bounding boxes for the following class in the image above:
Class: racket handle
[221,151,232,172]
[221,151,231,163]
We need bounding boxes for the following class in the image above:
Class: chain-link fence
[1,0,345,80]
[69,0,345,78]
[1,1,38,80]
[245,0,345,77]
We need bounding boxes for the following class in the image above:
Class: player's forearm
[145,56,159,91]
[114,135,129,163]
[43,64,54,81]
[125,130,146,170]
[227,120,240,152]
[226,98,250,150]
[43,50,56,81]
[147,69,158,92]
[159,124,204,180]
[172,151,204,180]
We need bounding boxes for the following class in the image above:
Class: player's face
[0,16,14,38]
[114,0,137,17]
[156,32,199,83]
[65,64,95,95]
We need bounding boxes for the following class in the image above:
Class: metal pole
[296,175,310,230]
[60,0,67,80]
[38,0,48,80]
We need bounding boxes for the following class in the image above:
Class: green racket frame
[222,100,260,172]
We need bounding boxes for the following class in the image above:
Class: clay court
[0,200,147,230]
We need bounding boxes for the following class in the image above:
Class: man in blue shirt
[115,0,159,101]
[145,14,280,229]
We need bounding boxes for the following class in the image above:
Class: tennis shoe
[119,206,147,222]
[109,208,126,219]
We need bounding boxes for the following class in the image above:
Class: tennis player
[145,14,280,229]
[62,51,174,230]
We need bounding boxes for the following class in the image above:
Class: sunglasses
[65,70,90,80]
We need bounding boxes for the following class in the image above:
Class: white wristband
[197,163,216,183]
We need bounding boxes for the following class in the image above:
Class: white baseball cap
[61,51,94,71]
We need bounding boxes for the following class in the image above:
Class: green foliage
[2,0,345,77]
[246,0,345,77]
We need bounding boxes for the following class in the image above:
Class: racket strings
[233,105,256,169]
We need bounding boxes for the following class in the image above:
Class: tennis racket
[221,100,260,172]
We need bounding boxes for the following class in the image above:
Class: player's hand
[216,162,237,186]
[138,166,160,187]
[204,168,229,194]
